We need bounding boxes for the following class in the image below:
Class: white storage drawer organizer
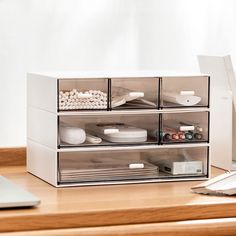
[27,72,210,187]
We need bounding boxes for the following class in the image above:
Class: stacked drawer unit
[27,72,210,187]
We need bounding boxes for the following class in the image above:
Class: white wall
[0,0,139,147]
[136,0,208,71]
[1,0,236,147]
[205,0,236,60]
[136,0,236,71]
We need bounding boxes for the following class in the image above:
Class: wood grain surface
[1,165,236,233]
[2,218,236,236]
[0,147,26,166]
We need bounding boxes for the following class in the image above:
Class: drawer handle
[180,91,195,95]
[129,163,144,169]
[104,128,119,134]
[129,92,144,97]
[179,125,195,131]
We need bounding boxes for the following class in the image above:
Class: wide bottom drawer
[58,146,209,186]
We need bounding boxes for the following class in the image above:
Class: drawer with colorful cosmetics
[160,111,209,144]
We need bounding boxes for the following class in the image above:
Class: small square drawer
[58,79,108,111]
[59,114,159,147]
[111,78,158,110]
[58,146,208,185]
[160,76,209,108]
[160,112,209,144]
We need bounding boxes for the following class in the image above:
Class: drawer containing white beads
[160,76,209,109]
[58,78,108,111]
[158,111,209,144]
[58,113,159,148]
[111,77,158,110]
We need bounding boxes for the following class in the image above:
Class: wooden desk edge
[2,217,236,236]
[1,203,236,232]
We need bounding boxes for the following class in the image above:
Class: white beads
[59,89,107,110]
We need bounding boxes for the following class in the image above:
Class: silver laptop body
[0,176,40,208]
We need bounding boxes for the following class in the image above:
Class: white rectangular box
[158,160,203,175]
[198,55,236,170]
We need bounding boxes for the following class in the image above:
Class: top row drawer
[58,77,209,111]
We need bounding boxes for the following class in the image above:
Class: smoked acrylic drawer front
[110,78,158,110]
[57,76,209,111]
[58,79,109,111]
[160,76,209,109]
[160,111,209,144]
[145,146,208,178]
[58,146,208,185]
[59,114,159,148]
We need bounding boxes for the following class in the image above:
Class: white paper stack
[192,171,236,195]
[59,158,158,183]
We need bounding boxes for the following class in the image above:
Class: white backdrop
[0,0,236,147]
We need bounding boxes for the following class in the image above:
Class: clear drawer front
[58,146,208,185]
[160,111,209,144]
[111,78,158,110]
[160,76,209,108]
[59,114,159,147]
[58,79,108,111]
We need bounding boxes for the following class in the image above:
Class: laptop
[0,176,40,208]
